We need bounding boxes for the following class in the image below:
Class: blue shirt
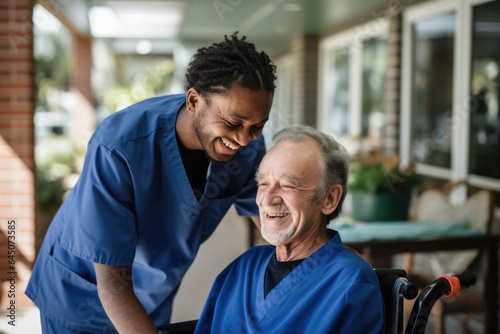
[26,94,266,333]
[195,231,385,334]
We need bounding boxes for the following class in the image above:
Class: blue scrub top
[196,231,385,333]
[26,94,265,333]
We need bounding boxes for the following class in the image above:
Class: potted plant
[348,149,422,221]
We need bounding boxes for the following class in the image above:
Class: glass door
[410,12,455,169]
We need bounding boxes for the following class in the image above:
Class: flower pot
[350,190,412,222]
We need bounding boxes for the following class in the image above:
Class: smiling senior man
[195,125,385,334]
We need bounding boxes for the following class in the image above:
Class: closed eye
[226,121,239,128]
[257,182,269,188]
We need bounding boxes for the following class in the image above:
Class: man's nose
[233,127,253,147]
[259,184,282,206]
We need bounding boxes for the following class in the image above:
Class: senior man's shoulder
[329,244,379,283]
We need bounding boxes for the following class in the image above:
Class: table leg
[360,246,392,269]
[485,238,498,334]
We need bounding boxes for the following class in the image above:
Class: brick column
[0,0,36,307]
[69,34,95,146]
[384,13,402,154]
[290,35,319,127]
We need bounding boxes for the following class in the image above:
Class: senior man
[194,125,385,333]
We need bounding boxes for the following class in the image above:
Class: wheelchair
[158,270,476,334]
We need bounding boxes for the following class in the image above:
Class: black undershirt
[263,230,337,297]
[264,255,304,297]
[178,140,210,200]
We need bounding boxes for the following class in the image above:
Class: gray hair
[271,125,349,221]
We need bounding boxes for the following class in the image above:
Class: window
[327,46,350,137]
[411,13,455,169]
[319,20,388,151]
[362,36,387,146]
[469,1,500,180]
[401,0,500,191]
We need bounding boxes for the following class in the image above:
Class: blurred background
[0,0,499,333]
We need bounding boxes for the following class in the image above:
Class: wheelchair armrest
[158,319,198,334]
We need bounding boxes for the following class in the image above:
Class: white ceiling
[47,0,389,56]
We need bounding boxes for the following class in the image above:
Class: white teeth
[267,213,289,218]
[221,138,238,150]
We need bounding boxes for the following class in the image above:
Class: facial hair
[192,106,219,162]
[260,208,295,245]
[193,105,239,163]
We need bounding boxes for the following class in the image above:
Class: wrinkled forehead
[258,139,322,180]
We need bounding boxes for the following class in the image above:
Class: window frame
[400,0,500,192]
[318,19,389,150]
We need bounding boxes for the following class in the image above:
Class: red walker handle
[438,275,461,297]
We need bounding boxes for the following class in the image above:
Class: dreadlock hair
[185,32,277,96]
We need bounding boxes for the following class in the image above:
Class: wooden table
[344,235,500,334]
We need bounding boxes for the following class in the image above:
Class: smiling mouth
[266,213,289,218]
[220,138,238,150]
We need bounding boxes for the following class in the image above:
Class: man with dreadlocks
[26,32,276,333]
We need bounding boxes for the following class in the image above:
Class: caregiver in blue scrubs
[26,33,276,334]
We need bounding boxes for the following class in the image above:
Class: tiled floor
[0,307,41,334]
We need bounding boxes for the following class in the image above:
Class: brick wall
[69,34,95,146]
[384,13,403,154]
[0,0,36,307]
[290,35,319,127]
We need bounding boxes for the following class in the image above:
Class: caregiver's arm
[95,263,158,334]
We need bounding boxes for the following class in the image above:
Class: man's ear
[186,88,203,115]
[321,184,343,216]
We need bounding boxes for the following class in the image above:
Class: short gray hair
[271,125,349,221]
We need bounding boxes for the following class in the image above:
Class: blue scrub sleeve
[232,137,266,217]
[60,142,137,266]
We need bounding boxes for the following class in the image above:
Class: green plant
[348,149,422,194]
[36,169,66,211]
[35,135,83,212]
